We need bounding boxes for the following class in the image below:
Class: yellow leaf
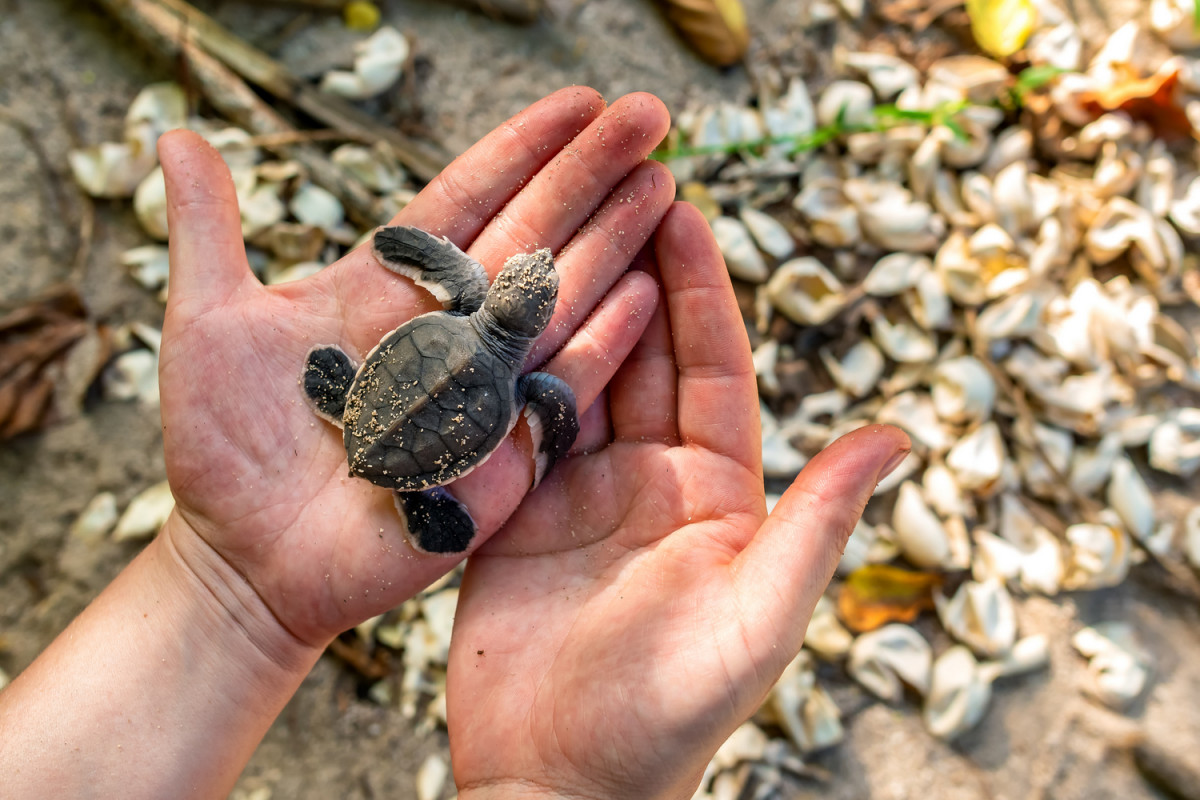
[344,1,382,32]
[836,564,943,633]
[965,0,1037,59]
[659,0,750,67]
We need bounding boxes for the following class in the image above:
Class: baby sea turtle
[302,226,579,555]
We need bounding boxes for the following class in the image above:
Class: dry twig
[97,0,447,183]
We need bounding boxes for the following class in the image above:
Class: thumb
[158,129,257,317]
[732,424,911,662]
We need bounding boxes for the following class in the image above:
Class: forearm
[0,513,323,799]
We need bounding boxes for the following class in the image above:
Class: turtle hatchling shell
[342,314,514,490]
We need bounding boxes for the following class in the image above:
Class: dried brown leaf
[837,564,943,633]
[0,287,107,440]
[659,0,749,67]
[1079,64,1194,141]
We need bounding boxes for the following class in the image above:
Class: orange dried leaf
[1079,64,1193,141]
[837,564,943,633]
[659,0,749,67]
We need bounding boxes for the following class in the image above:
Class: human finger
[526,159,676,365]
[393,86,608,247]
[158,129,258,317]
[570,390,614,455]
[608,280,679,445]
[655,202,759,469]
[466,92,672,274]
[449,271,659,533]
[732,425,912,665]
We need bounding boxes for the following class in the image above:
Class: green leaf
[1015,65,1068,95]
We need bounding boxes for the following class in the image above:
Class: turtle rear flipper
[373,226,489,315]
[396,487,477,554]
[304,345,357,426]
[517,372,579,488]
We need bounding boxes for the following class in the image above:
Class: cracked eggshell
[320,25,409,100]
[804,595,854,660]
[121,245,170,295]
[739,207,795,260]
[923,645,992,741]
[842,51,920,99]
[1027,21,1083,71]
[1108,457,1156,541]
[766,651,844,754]
[847,623,933,702]
[1072,623,1150,711]
[416,754,448,800]
[945,421,1007,494]
[763,80,817,146]
[331,142,405,193]
[133,167,169,240]
[290,183,345,233]
[1086,197,1166,271]
[1184,506,1200,569]
[991,161,1036,237]
[1169,174,1200,235]
[878,392,951,454]
[712,216,769,283]
[68,140,158,199]
[935,580,1017,658]
[863,253,931,296]
[1062,523,1131,591]
[112,481,175,541]
[816,80,875,128]
[1149,409,1200,477]
[871,309,937,363]
[980,634,1051,682]
[1151,0,1200,49]
[923,462,967,519]
[766,257,847,325]
[793,181,860,248]
[761,404,809,479]
[974,288,1048,342]
[1019,527,1064,595]
[70,492,119,544]
[857,192,945,253]
[820,340,885,398]
[104,349,159,405]
[931,356,995,424]
[903,269,952,331]
[972,529,1023,584]
[838,519,879,575]
[892,481,951,569]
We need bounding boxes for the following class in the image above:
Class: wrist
[0,510,324,798]
[157,509,325,681]
[456,776,700,800]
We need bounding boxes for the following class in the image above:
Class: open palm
[447,205,911,799]
[156,88,675,647]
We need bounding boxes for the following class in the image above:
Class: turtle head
[482,248,559,338]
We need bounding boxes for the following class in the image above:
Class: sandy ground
[2,0,1199,798]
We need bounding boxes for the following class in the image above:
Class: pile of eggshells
[67,28,416,411]
[676,9,1200,799]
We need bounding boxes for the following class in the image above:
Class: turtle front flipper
[517,372,579,488]
[303,345,357,427]
[396,487,478,554]
[372,226,489,315]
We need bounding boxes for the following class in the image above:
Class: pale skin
[0,87,910,799]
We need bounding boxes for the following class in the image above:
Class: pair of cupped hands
[161,88,909,798]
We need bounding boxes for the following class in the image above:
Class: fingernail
[876,447,911,484]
